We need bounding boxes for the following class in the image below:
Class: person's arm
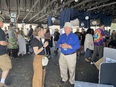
[66,35,80,50]
[33,41,48,55]
[33,47,44,55]
[0,41,8,46]
[0,31,7,46]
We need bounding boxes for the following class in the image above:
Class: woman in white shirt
[84,28,94,62]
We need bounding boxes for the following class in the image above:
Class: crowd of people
[0,15,116,87]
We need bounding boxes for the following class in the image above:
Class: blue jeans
[84,48,93,58]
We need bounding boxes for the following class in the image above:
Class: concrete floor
[2,48,99,87]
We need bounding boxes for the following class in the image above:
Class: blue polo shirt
[57,32,80,55]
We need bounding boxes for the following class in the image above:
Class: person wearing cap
[57,22,80,85]
[0,17,12,87]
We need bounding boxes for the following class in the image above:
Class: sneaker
[90,62,95,64]
[85,58,90,62]
[0,82,8,87]
[60,80,66,84]
[71,84,74,87]
[48,56,51,59]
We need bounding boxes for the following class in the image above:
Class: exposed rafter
[39,17,48,22]
[0,14,5,20]
[88,1,116,11]
[17,0,23,21]
[35,0,92,22]
[0,0,116,23]
[78,0,109,11]
[72,0,92,8]
[28,0,56,22]
[5,0,10,18]
[34,0,74,22]
[22,0,39,21]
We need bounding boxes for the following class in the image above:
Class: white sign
[11,12,16,18]
[106,57,116,63]
[11,18,15,22]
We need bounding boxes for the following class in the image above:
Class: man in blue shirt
[57,22,80,85]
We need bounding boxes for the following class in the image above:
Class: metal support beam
[22,0,39,21]
[17,0,23,21]
[88,1,116,11]
[39,17,47,22]
[34,0,74,22]
[34,0,92,22]
[0,14,5,20]
[78,0,109,10]
[72,0,92,8]
[28,0,56,22]
[5,0,10,18]
[5,0,9,10]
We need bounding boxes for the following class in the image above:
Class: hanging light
[61,0,63,3]
[51,17,56,23]
[92,21,97,25]
[85,16,89,20]
[75,0,78,2]
[81,23,84,27]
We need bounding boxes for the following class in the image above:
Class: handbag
[42,56,49,66]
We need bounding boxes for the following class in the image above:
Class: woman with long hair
[84,28,94,62]
[44,29,51,58]
[16,28,26,56]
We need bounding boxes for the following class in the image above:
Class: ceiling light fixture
[85,16,89,20]
[75,0,78,2]
[51,17,56,23]
[61,0,63,3]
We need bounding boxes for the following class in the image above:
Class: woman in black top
[31,26,48,87]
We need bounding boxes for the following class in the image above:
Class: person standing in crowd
[28,25,33,37]
[50,34,53,48]
[74,28,81,56]
[7,23,18,58]
[91,23,105,64]
[26,28,29,36]
[54,28,60,55]
[4,27,8,35]
[20,27,25,37]
[31,25,48,87]
[84,28,94,62]
[16,28,26,56]
[4,27,9,42]
[57,22,80,85]
[103,30,110,47]
[27,25,33,42]
[111,30,116,41]
[80,28,86,54]
[75,28,81,40]
[44,29,51,58]
[0,17,12,87]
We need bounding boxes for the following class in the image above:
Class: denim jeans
[84,48,93,58]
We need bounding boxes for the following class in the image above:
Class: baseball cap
[64,22,72,28]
